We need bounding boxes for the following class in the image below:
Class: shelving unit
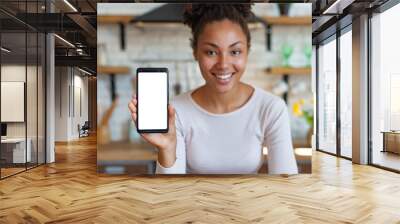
[97,66,130,75]
[265,67,311,102]
[265,67,311,75]
[97,15,135,49]
[97,66,131,145]
[97,15,312,26]
[261,16,312,26]
[97,13,311,51]
[260,16,311,103]
[97,15,134,24]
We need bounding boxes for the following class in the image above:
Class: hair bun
[183,3,254,50]
[183,4,253,29]
[232,4,253,19]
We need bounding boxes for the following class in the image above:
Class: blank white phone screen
[138,72,168,130]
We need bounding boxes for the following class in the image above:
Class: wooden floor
[1,167,26,178]
[1,135,400,223]
[373,150,400,171]
[1,163,46,178]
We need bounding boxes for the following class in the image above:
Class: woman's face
[194,19,248,94]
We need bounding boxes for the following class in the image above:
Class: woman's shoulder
[253,87,286,110]
[252,87,289,130]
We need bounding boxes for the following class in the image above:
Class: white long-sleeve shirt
[155,86,298,175]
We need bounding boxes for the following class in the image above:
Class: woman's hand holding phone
[128,95,177,168]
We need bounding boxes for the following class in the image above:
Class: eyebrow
[204,41,243,48]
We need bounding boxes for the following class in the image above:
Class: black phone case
[136,67,169,133]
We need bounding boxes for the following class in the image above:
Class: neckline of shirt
[187,86,259,117]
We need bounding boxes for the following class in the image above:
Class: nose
[216,53,229,70]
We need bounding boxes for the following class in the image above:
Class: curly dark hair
[183,3,253,52]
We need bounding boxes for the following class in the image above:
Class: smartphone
[136,68,169,133]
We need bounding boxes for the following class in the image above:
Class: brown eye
[206,50,217,56]
[231,50,242,56]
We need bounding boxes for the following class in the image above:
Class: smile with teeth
[214,73,234,80]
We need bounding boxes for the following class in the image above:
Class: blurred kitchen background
[97,3,313,175]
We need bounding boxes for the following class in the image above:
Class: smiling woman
[128,4,298,175]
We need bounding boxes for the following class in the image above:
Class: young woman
[128,4,298,174]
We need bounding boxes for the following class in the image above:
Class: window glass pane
[318,38,337,154]
[1,0,46,179]
[371,4,400,171]
[1,8,28,177]
[38,32,45,165]
[27,31,38,169]
[340,30,352,158]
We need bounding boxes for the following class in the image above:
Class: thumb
[168,104,176,131]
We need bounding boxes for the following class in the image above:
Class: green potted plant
[292,98,314,147]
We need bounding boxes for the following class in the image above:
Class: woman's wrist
[157,143,177,168]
